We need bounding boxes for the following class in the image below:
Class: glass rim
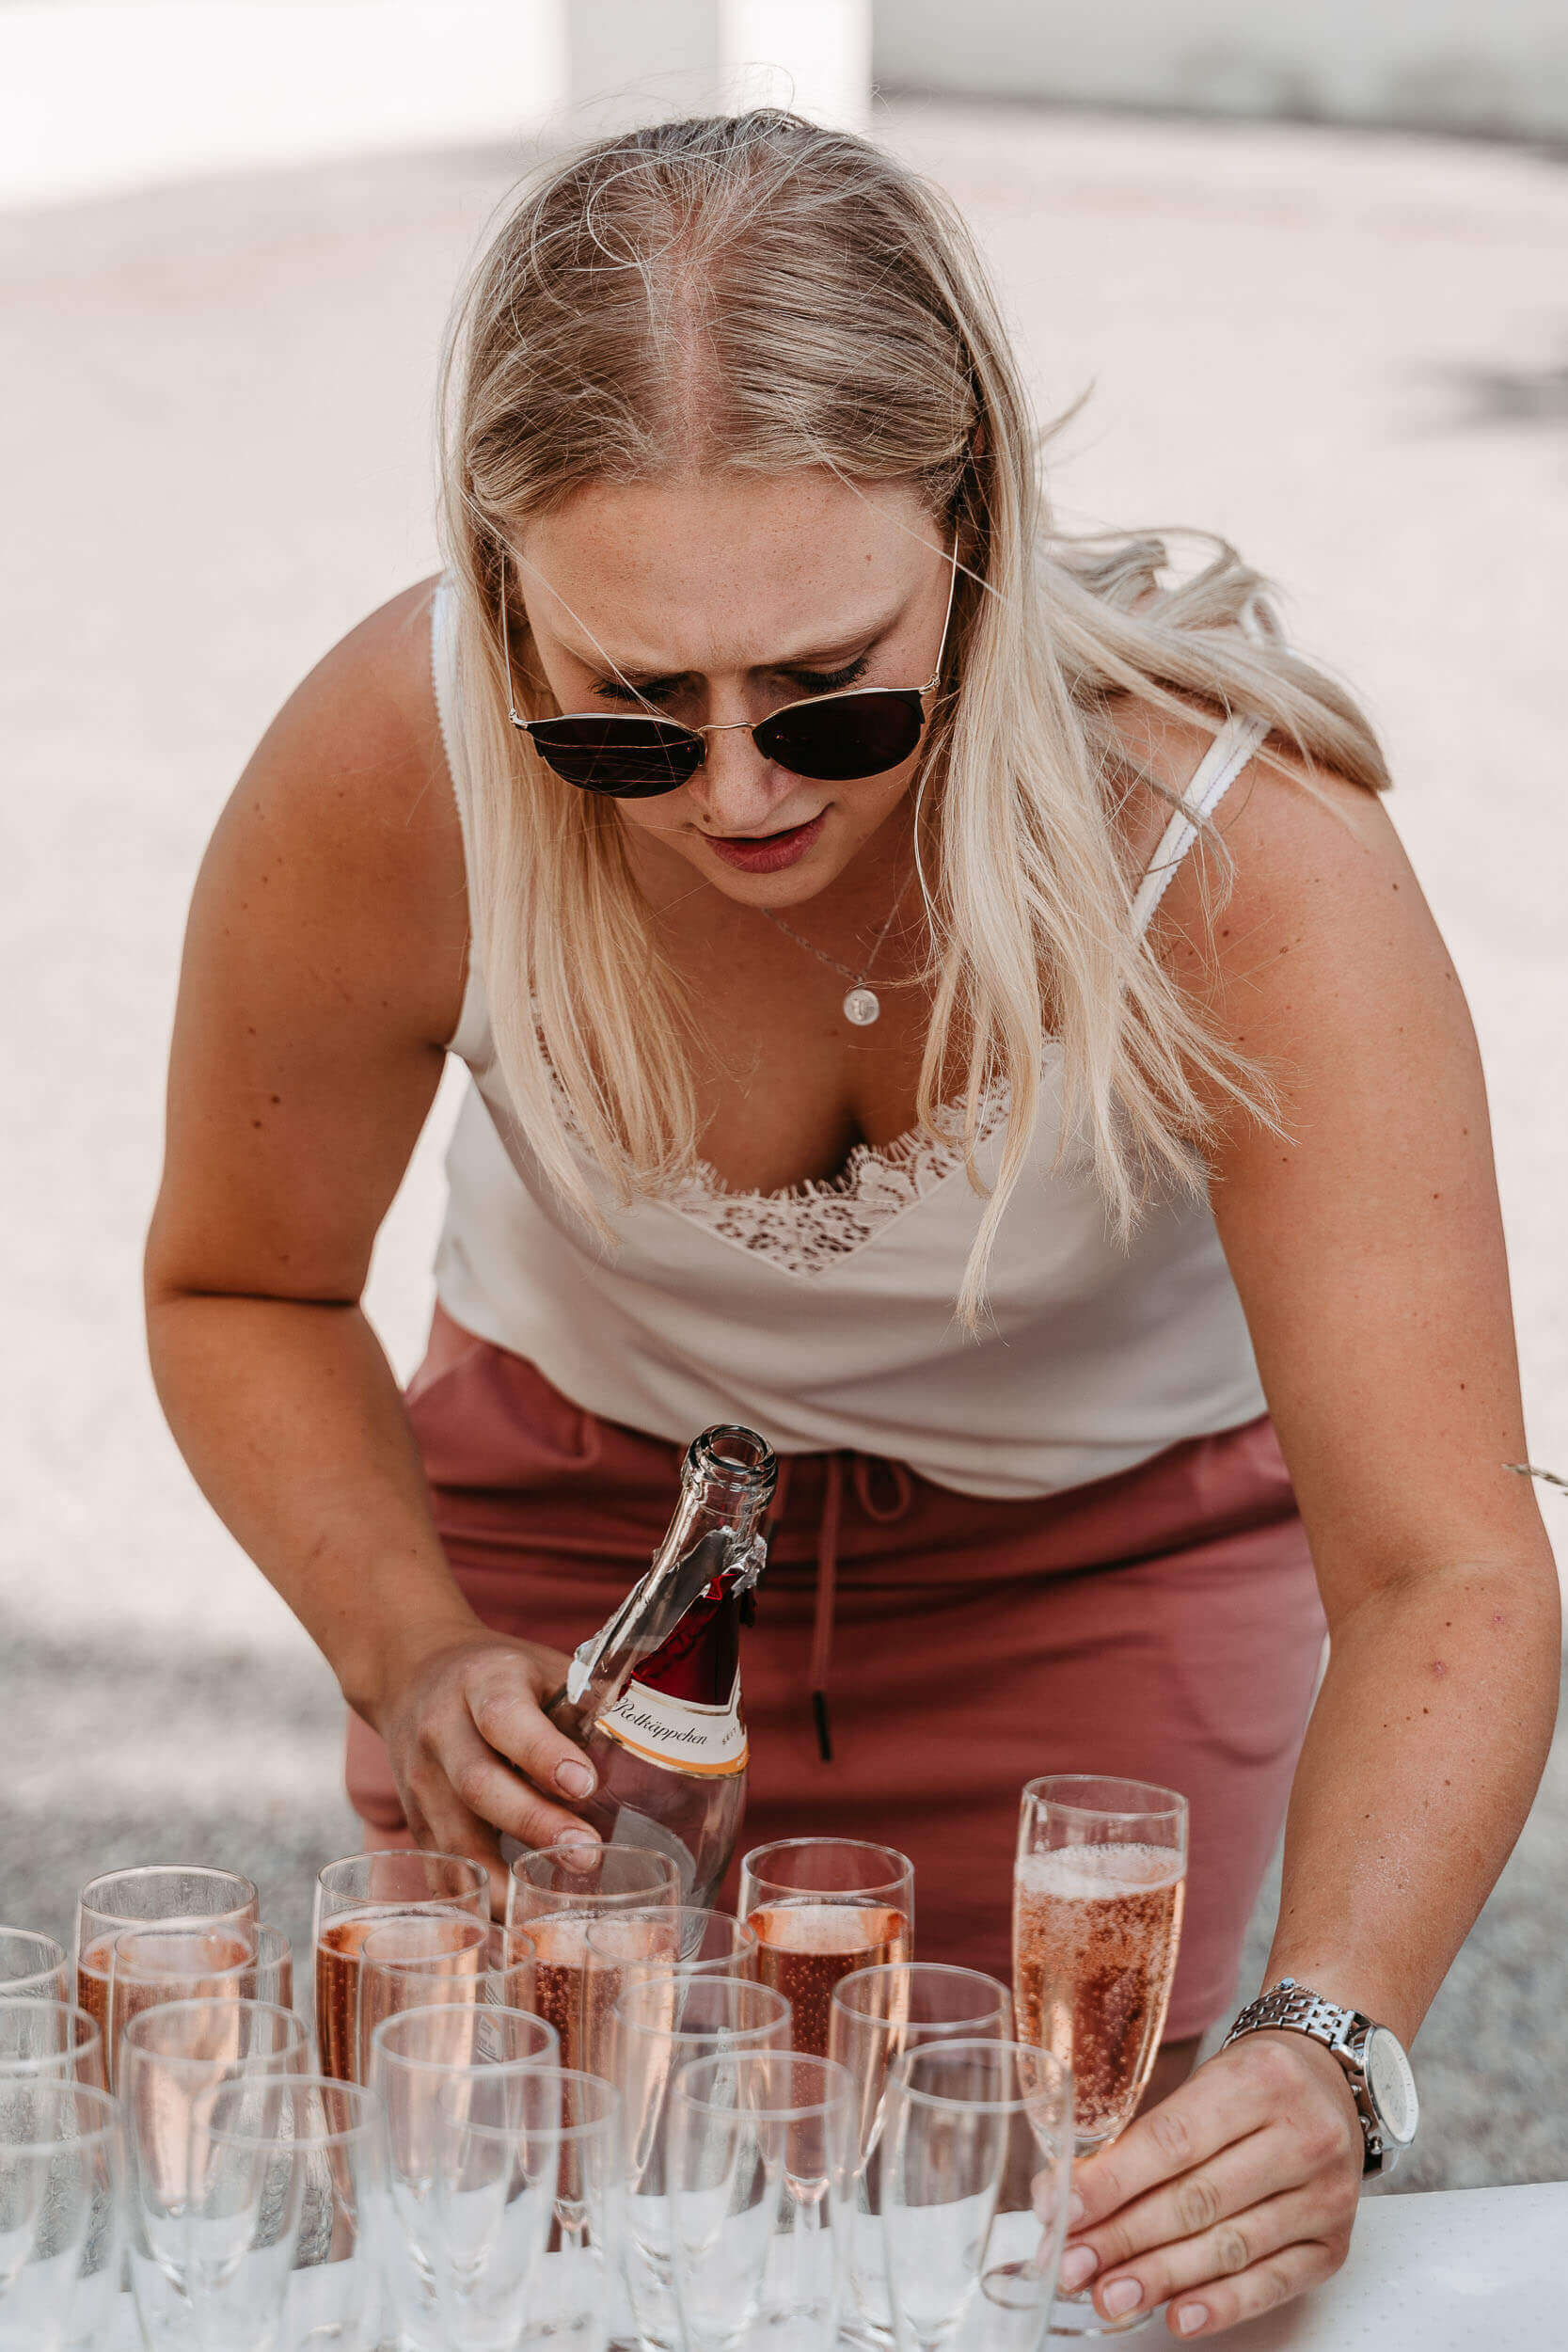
[671,2047,855,2121]
[1020,1773,1189,1826]
[315,1850,489,1902]
[0,1927,67,1965]
[368,2001,559,2078]
[119,1995,307,2069]
[435,2063,620,2141]
[0,1998,103,2075]
[192,2073,380,2151]
[78,1864,259,1921]
[108,1922,262,1984]
[889,2036,1074,2116]
[742,1835,912,1874]
[508,1845,680,1895]
[610,1974,790,2045]
[830,1961,1011,2031]
[580,1906,757,1959]
[0,2077,120,2148]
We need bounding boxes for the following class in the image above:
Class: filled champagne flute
[739,1837,914,2058]
[1013,1775,1188,2338]
[74,1866,259,2048]
[0,1928,69,2004]
[106,1923,293,2090]
[0,1997,106,2090]
[311,1851,489,2084]
[509,1846,680,2076]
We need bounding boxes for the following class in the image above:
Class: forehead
[517,471,933,672]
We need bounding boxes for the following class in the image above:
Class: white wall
[876,0,1568,139]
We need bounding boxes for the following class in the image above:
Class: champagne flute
[356,1912,491,2084]
[882,2038,1074,2352]
[0,1997,106,2091]
[119,1996,309,2351]
[579,1906,757,2079]
[75,1867,259,2054]
[738,1838,914,2057]
[187,2075,387,2350]
[511,1847,680,2076]
[312,1850,489,2084]
[1013,1776,1188,2338]
[0,2080,122,2348]
[668,2048,857,2352]
[608,1974,792,2352]
[829,1963,1014,2346]
[0,1929,69,2004]
[107,1923,293,2089]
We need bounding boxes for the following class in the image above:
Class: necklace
[762,875,912,1027]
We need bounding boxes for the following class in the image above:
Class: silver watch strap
[1221,1977,1366,2057]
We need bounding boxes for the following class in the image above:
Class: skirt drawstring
[805,1453,914,1765]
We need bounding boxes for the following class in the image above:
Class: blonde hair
[438,109,1387,1323]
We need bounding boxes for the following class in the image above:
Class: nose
[686,722,800,834]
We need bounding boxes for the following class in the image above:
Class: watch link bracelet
[1221,1978,1419,2175]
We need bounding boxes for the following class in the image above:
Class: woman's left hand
[1051,2032,1366,2337]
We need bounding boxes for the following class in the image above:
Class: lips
[704,812,828,874]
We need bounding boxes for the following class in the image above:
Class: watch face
[1366,2027,1418,2145]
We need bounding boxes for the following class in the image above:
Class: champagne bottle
[546,1424,777,1906]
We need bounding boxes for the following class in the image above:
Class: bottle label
[597,1672,748,1777]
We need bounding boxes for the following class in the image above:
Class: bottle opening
[689,1424,777,1494]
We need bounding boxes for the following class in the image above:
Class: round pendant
[843,987,881,1026]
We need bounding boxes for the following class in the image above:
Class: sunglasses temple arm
[921,535,962,696]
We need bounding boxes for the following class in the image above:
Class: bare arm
[1061,734,1560,2335]
[145,585,597,1904]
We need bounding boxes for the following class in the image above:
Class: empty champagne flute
[107,1924,293,2088]
[738,1839,914,2058]
[119,1997,309,2352]
[75,1867,259,2047]
[356,1912,491,2085]
[0,2000,105,2092]
[579,1908,757,2079]
[424,2066,625,2352]
[882,2039,1074,2352]
[609,1974,792,2352]
[829,1964,1014,2347]
[368,2002,560,2352]
[668,2049,857,2352]
[0,1929,69,2004]
[186,2074,387,2351]
[0,2080,122,2351]
[312,1850,489,2084]
[1013,1776,1187,2338]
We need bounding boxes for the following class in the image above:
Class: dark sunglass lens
[755,691,926,783]
[527,717,703,797]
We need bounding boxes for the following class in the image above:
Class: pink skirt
[346,1308,1326,2039]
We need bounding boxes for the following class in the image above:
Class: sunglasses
[498,540,958,800]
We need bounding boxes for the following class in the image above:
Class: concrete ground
[1,103,1564,2187]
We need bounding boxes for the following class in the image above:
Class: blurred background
[2,1,1564,2188]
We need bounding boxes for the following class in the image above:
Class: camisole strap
[430,574,493,1064]
[1131,712,1271,935]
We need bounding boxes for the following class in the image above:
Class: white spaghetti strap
[1130,713,1271,934]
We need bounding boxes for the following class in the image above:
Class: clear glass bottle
[546,1425,777,1906]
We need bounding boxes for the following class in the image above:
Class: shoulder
[197,574,468,1044]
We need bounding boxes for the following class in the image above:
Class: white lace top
[428,581,1270,1500]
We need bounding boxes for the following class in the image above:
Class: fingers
[1064,2184,1354,2331]
[1065,2124,1297,2279]
[1164,2233,1343,2337]
[465,1657,600,1811]
[432,1708,594,1856]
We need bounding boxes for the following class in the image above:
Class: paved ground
[1,103,1564,2188]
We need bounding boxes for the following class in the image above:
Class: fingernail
[1058,2247,1098,2293]
[555,1760,594,1799]
[551,1825,599,1849]
[1066,2191,1085,2230]
[1175,2305,1209,2336]
[1101,2280,1142,2318]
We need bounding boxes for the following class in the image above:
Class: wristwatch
[1221,1979,1418,2175]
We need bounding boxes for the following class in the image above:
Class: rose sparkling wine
[546,1424,777,1908]
[748,1903,911,2059]
[1012,1841,1186,2146]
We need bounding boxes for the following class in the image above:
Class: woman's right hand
[364,1627,601,1913]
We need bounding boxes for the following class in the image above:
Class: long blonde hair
[438,109,1386,1323]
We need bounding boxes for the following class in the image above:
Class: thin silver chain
[762,872,913,992]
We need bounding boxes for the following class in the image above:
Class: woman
[147,113,1556,2332]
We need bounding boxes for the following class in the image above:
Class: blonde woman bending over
[147,114,1557,2334]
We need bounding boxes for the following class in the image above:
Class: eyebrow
[562,599,910,691]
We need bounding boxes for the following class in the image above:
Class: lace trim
[664,1088,1009,1277]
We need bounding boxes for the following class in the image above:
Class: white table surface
[106,2182,1567,2347]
